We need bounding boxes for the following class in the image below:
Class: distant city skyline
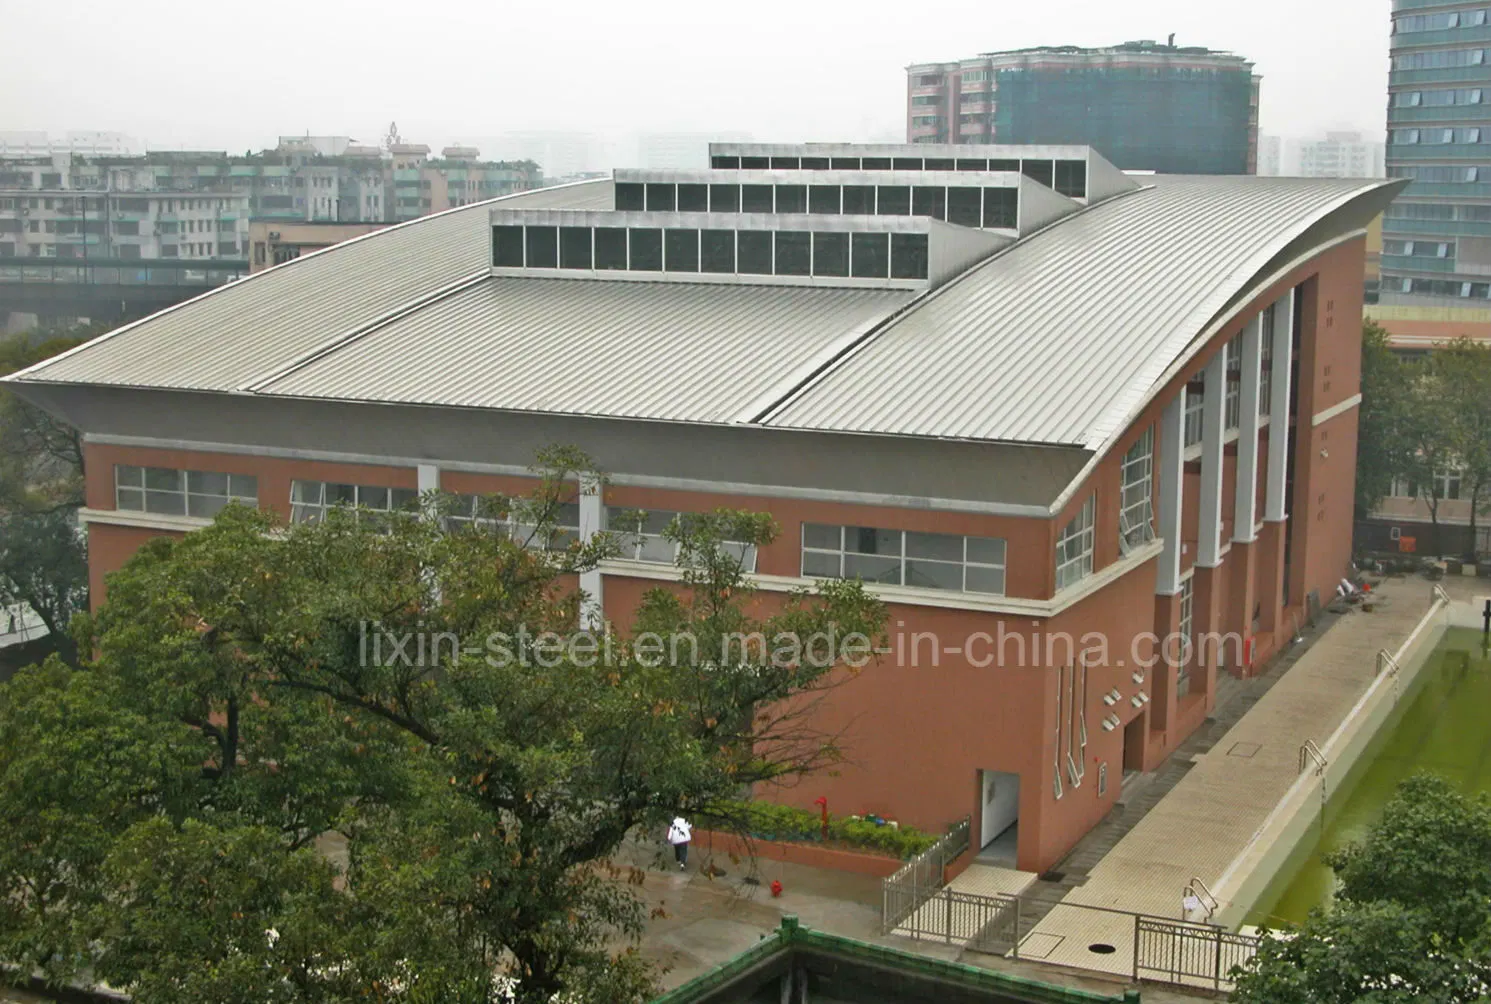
[3,0,1390,172]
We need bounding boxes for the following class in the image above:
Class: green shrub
[713,800,938,859]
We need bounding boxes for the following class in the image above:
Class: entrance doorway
[978,770,1020,866]
[1123,713,1146,777]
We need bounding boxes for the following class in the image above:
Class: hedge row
[719,800,939,860]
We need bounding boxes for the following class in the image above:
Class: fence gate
[1133,915,1260,991]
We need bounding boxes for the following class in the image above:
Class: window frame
[1054,495,1096,592]
[1118,428,1156,553]
[115,464,259,519]
[801,523,1007,596]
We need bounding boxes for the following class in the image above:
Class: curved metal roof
[13,179,613,393]
[762,176,1402,448]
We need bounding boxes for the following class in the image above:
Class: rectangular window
[842,186,874,214]
[615,183,644,211]
[741,185,774,213]
[1021,160,1054,188]
[983,188,1017,228]
[115,465,258,518]
[775,231,812,275]
[709,184,740,213]
[809,185,841,215]
[813,232,850,277]
[947,187,982,227]
[775,185,807,214]
[1119,428,1155,553]
[1053,161,1087,198]
[664,229,699,272]
[677,183,708,212]
[701,230,736,273]
[628,228,663,271]
[851,232,890,278]
[1260,309,1275,415]
[492,225,524,267]
[911,186,946,220]
[525,226,558,269]
[1224,335,1242,431]
[644,183,676,212]
[594,227,628,270]
[801,524,1006,594]
[1055,495,1096,591]
[876,186,911,216]
[1436,470,1464,501]
[1177,576,1194,698]
[890,232,929,280]
[290,481,418,524]
[607,507,758,571]
[1184,385,1204,448]
[559,227,592,269]
[738,230,774,274]
[802,157,830,170]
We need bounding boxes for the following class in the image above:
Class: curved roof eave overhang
[1047,178,1408,518]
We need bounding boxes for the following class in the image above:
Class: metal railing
[1133,915,1261,992]
[1183,876,1219,922]
[880,816,969,934]
[895,887,1021,955]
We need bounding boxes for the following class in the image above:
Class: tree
[1429,339,1491,556]
[0,508,87,664]
[1233,774,1491,1003]
[0,329,92,514]
[0,448,886,1002]
[1355,321,1417,518]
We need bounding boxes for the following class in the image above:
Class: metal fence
[880,816,969,933]
[894,887,1021,955]
[1133,915,1261,991]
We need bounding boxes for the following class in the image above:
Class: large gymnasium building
[6,143,1400,875]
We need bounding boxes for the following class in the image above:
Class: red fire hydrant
[770,879,783,898]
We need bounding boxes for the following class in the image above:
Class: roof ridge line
[748,183,1154,428]
[239,271,489,393]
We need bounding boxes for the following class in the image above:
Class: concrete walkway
[1020,574,1444,980]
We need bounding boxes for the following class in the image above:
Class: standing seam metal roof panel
[15,179,614,392]
[260,278,916,424]
[763,176,1394,447]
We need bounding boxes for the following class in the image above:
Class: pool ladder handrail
[1299,739,1328,777]
[1433,583,1452,607]
[1183,876,1220,922]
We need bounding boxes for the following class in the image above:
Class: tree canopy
[0,449,887,1002]
[1233,774,1491,1004]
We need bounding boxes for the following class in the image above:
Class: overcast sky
[2,0,1391,153]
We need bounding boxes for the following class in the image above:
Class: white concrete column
[578,476,605,630]
[1233,315,1264,543]
[1265,290,1295,524]
[1156,388,1186,596]
[417,464,440,518]
[1198,351,1228,569]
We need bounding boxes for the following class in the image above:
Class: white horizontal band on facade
[81,433,1056,519]
[1311,393,1363,427]
[78,507,213,533]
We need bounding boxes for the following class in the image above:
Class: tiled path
[1020,574,1444,979]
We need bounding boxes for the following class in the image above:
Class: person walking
[667,816,692,871]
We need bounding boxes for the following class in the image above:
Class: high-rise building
[1383,1,1491,305]
[906,40,1260,174]
[1298,132,1386,179]
[1257,135,1285,177]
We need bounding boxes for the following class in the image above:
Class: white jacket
[667,818,692,845]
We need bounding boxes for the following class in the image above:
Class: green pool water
[1244,629,1491,928]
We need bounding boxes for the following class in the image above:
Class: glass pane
[802,157,830,170]
[876,186,911,216]
[492,225,524,266]
[947,187,982,227]
[595,228,628,270]
[144,467,180,491]
[629,229,663,271]
[862,157,892,170]
[803,551,842,578]
[327,483,357,505]
[809,185,841,214]
[740,156,769,170]
[775,185,807,214]
[890,232,929,280]
[709,184,740,213]
[844,553,901,584]
[664,229,699,272]
[830,157,860,170]
[115,465,144,488]
[559,227,592,269]
[775,231,811,276]
[851,233,889,278]
[641,509,678,535]
[905,531,962,561]
[188,495,230,519]
[738,231,773,275]
[555,502,581,529]
[741,185,774,213]
[892,157,922,171]
[638,536,676,563]
[291,504,321,525]
[721,541,758,573]
[144,490,187,516]
[911,186,946,220]
[677,184,708,212]
[813,232,849,277]
[391,489,419,511]
[359,486,391,509]
[1021,160,1054,187]
[846,526,899,556]
[614,183,644,211]
[116,487,144,511]
[525,226,558,268]
[290,480,323,504]
[965,565,1006,595]
[188,470,229,496]
[983,188,1017,228]
[644,183,676,212]
[904,559,961,591]
[924,158,954,171]
[803,523,841,550]
[228,474,258,499]
[701,230,735,273]
[966,536,1006,566]
[842,186,874,215]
